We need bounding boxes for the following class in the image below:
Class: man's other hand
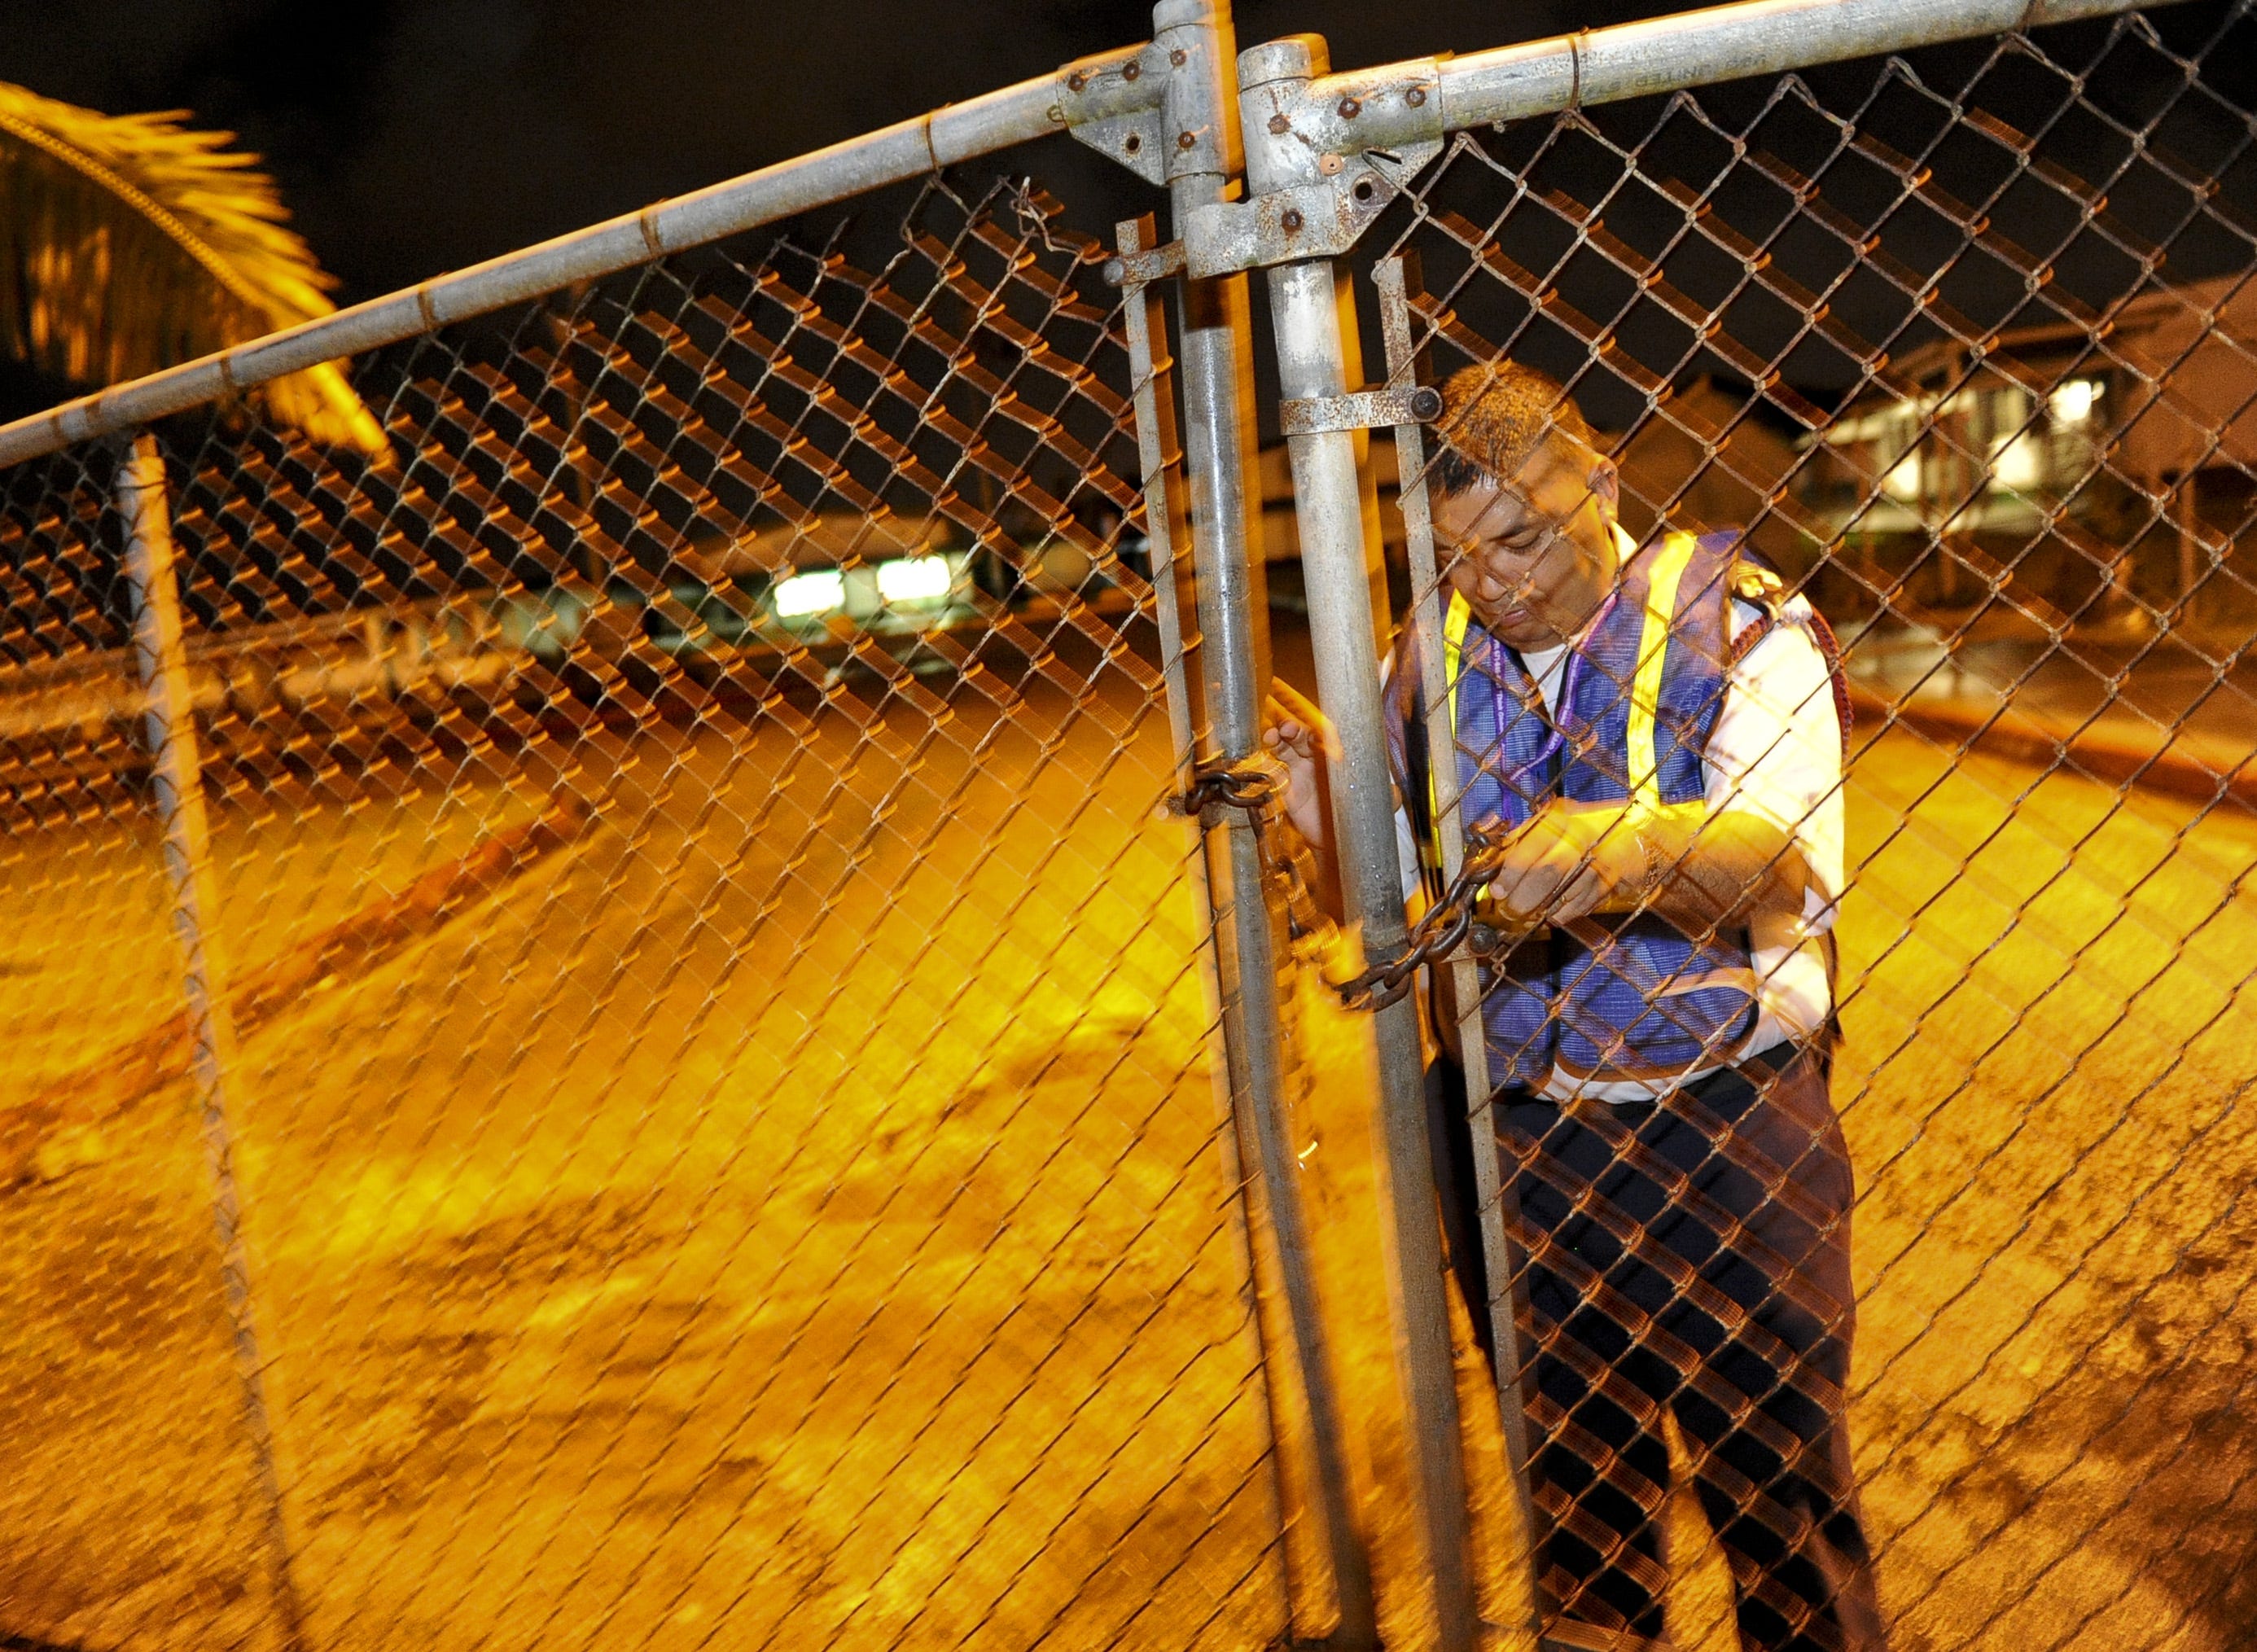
[1260,683,1337,850]
[1480,800,1805,931]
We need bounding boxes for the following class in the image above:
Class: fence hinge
[1181,142,1440,276]
[1066,42,1445,277]
[1102,240,1188,289]
[1279,384,1442,436]
[1058,2,1230,193]
[1058,42,1174,185]
[1181,55,1446,277]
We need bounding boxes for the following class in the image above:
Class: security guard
[1266,362,1883,1651]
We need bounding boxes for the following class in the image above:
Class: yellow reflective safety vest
[1413,530,1762,1088]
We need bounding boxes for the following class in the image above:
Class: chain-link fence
[0,174,1299,1652]
[2,2,2255,1650]
[1361,2,2257,1648]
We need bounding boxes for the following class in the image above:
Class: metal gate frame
[0,1,2202,1648]
[1093,3,2190,1648]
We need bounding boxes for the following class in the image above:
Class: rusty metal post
[1120,213,1375,1650]
[118,432,309,1652]
[1376,252,1551,1644]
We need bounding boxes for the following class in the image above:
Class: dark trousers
[1427,1047,1886,1651]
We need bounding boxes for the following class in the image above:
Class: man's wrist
[1601,800,1701,912]
[1597,802,1660,908]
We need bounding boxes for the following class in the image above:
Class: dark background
[0,0,2246,428]
[0,0,1724,305]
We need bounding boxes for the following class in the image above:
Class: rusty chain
[1329,817,1531,1011]
[1165,755,1284,819]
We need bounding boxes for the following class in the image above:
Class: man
[1265,362,1883,1651]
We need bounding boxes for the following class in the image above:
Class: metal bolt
[1102,257,1126,287]
[1123,60,1141,81]
[1281,208,1305,233]
[1268,113,1291,136]
[1067,71,1087,93]
[1177,131,1197,151]
[1406,86,1427,107]
[1170,48,1187,66]
[1409,386,1443,421]
[1338,97,1362,119]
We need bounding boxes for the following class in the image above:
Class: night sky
[0,0,1723,305]
[0,0,2248,432]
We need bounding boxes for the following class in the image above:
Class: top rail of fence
[0,0,2184,473]
[1320,0,2187,149]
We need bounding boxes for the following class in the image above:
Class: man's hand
[1480,798,1809,933]
[1260,682,1337,850]
[1479,799,1645,927]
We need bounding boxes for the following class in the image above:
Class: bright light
[1995,434,2045,490]
[1883,453,1923,502]
[876,554,953,604]
[2050,378,2101,426]
[773,569,845,618]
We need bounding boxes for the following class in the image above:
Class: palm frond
[0,82,386,454]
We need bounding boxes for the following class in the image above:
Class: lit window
[876,554,953,604]
[1995,435,2045,490]
[773,569,845,618]
[2050,379,2101,426]
[1882,453,1923,502]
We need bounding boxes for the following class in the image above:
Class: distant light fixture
[774,569,845,618]
[2050,379,2100,427]
[1994,434,2045,490]
[877,554,953,604]
[1882,453,1923,502]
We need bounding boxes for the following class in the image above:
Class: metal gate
[0,1,2252,1649]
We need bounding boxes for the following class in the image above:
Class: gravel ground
[1,673,2253,1651]
[0,681,1286,1652]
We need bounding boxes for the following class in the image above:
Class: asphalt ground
[0,666,1287,1652]
[2,643,2256,1650]
[1846,619,2257,762]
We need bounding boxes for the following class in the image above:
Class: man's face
[1433,440,1619,651]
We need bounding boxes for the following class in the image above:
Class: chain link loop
[1168,755,1331,945]
[1330,819,1531,1010]
[1166,756,1285,819]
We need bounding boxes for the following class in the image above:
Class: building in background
[1796,274,2257,626]
[1609,375,1804,574]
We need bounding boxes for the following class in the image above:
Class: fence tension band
[1279,384,1442,436]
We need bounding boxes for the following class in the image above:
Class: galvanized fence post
[117,432,309,1652]
[1374,253,1550,1642]
[1146,3,1382,1643]
[1238,35,1481,1652]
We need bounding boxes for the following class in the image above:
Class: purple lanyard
[1483,592,1619,796]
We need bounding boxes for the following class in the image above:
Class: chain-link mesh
[0,442,296,1645]
[1364,2,2257,1646]
[0,177,1293,1651]
[11,5,2257,1649]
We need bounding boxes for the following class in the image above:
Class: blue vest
[1435,530,1760,1089]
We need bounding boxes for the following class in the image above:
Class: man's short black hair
[1430,362,1600,498]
